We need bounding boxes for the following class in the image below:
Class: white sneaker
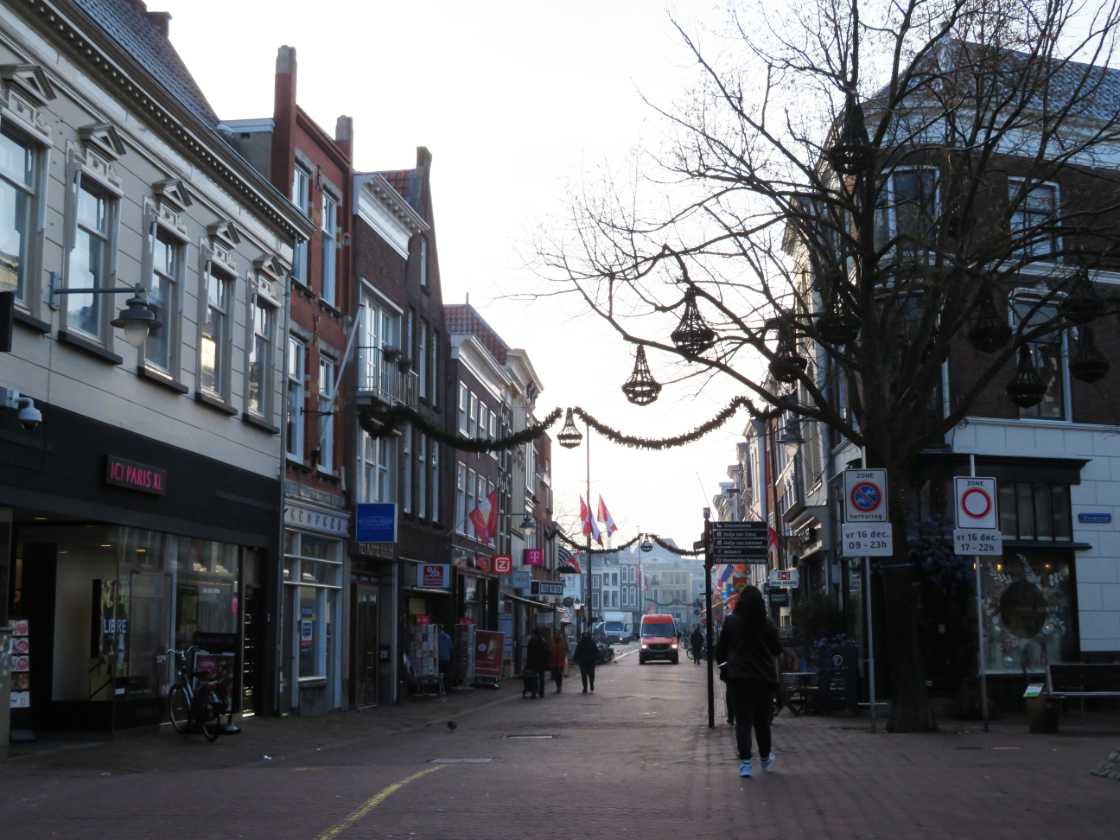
[761,752,776,771]
[739,759,752,778]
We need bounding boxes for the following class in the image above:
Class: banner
[474,630,504,682]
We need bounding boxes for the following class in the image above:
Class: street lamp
[49,275,161,348]
[557,408,593,633]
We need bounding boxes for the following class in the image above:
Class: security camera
[17,397,41,432]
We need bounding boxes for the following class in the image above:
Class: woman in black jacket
[525,629,549,699]
[573,632,599,693]
[716,586,782,779]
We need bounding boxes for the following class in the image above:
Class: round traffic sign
[849,481,883,513]
[961,487,992,520]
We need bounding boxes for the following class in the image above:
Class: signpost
[957,469,1000,732]
[708,521,768,564]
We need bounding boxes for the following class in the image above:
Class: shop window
[980,552,1076,674]
[283,531,342,685]
[0,125,39,303]
[997,481,1071,541]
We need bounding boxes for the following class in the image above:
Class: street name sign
[954,477,998,530]
[953,528,1003,556]
[843,469,889,523]
[840,523,893,557]
[709,521,768,564]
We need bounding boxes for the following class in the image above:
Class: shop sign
[523,548,543,567]
[417,563,451,590]
[510,570,532,592]
[767,588,790,607]
[474,630,504,681]
[475,555,492,573]
[531,580,565,597]
[416,614,431,625]
[354,502,394,542]
[8,616,31,709]
[768,568,800,589]
[287,501,350,537]
[493,555,513,575]
[105,455,167,496]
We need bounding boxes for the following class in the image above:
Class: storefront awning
[502,592,555,610]
[405,586,453,597]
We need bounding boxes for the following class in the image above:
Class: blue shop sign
[356,503,397,543]
[1077,512,1112,524]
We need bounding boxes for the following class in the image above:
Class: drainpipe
[274,268,294,715]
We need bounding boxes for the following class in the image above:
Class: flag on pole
[579,496,603,545]
[596,496,619,536]
[557,545,581,573]
[469,490,498,543]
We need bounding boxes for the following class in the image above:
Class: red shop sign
[475,555,491,573]
[493,555,513,575]
[105,455,167,496]
[523,548,543,567]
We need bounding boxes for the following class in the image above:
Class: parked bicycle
[166,647,240,742]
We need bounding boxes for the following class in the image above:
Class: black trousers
[551,667,564,691]
[579,663,595,691]
[728,680,774,760]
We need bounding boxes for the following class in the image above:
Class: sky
[159,0,753,547]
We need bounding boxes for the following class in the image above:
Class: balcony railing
[356,347,418,410]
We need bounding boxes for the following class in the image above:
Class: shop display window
[284,530,342,687]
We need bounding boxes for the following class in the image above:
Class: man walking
[690,625,704,664]
[573,632,598,693]
[525,628,549,699]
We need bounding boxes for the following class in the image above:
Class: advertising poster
[474,630,504,682]
[9,618,30,710]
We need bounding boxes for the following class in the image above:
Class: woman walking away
[716,586,782,779]
[574,632,598,693]
[549,630,570,693]
[525,628,549,699]
[690,625,704,664]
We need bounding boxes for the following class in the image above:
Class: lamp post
[557,409,591,633]
[48,275,161,348]
[703,506,715,729]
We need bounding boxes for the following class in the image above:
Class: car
[595,640,615,665]
[638,614,679,664]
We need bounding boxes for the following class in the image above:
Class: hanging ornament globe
[670,290,716,357]
[1060,265,1098,325]
[621,345,662,406]
[1069,326,1110,383]
[556,408,583,449]
[826,92,873,176]
[967,282,1013,353]
[769,327,808,384]
[1005,346,1048,408]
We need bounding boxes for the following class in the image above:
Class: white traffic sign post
[959,465,998,732]
[843,462,889,734]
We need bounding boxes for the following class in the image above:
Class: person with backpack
[716,586,783,779]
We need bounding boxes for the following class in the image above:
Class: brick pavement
[1,649,1117,839]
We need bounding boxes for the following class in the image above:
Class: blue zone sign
[356,503,397,543]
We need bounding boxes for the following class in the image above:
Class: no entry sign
[955,476,998,530]
[844,469,889,522]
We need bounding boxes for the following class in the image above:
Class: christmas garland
[571,397,760,450]
[366,405,563,453]
[554,529,705,558]
[651,534,705,557]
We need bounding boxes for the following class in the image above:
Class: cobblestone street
[2,644,1117,839]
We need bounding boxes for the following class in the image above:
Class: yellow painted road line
[314,764,446,840]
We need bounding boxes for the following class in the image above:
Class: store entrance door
[352,586,379,708]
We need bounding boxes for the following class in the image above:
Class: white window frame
[318,354,336,472]
[291,164,311,285]
[140,212,186,378]
[321,191,338,306]
[358,429,395,503]
[456,462,467,535]
[489,410,498,460]
[283,531,342,695]
[358,282,402,398]
[402,425,413,514]
[430,442,440,523]
[1009,288,1071,421]
[468,392,478,438]
[287,335,306,461]
[1009,178,1061,260]
[200,263,234,399]
[246,295,276,418]
[430,328,439,406]
[0,123,44,309]
[418,320,428,400]
[419,236,429,289]
[418,433,428,519]
[458,383,468,434]
[467,468,477,536]
[875,166,940,266]
[65,173,119,343]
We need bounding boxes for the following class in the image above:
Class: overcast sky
[160,0,752,548]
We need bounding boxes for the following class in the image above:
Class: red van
[638,614,679,664]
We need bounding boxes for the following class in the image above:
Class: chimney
[416,146,432,170]
[146,11,171,37]
[270,46,298,193]
[335,116,353,161]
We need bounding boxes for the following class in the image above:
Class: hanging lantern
[1005,345,1047,408]
[816,297,861,345]
[826,92,873,176]
[1069,326,1110,383]
[769,327,808,384]
[967,283,1012,353]
[1060,265,1097,325]
[621,345,662,406]
[556,408,583,449]
[670,290,716,357]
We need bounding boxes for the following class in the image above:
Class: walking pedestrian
[525,628,549,699]
[690,625,704,664]
[549,629,570,693]
[716,586,783,779]
[573,631,598,693]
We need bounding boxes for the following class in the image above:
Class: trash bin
[1026,694,1059,733]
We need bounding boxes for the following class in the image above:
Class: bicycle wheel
[168,684,191,734]
[196,695,221,743]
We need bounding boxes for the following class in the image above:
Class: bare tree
[539,0,1120,730]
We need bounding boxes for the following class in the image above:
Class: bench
[1047,663,1120,716]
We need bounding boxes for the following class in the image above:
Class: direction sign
[709,521,769,564]
[844,470,889,523]
[953,528,1003,556]
[955,477,998,530]
[840,523,893,557]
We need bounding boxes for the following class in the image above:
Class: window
[359,431,394,503]
[489,411,498,459]
[405,308,414,363]
[419,236,428,288]
[145,227,182,373]
[875,168,938,264]
[997,481,1071,541]
[321,192,338,305]
[468,392,478,438]
[318,355,336,471]
[68,178,116,338]
[418,320,428,399]
[486,480,496,546]
[358,286,401,398]
[430,329,439,406]
[418,433,428,519]
[1011,292,1067,420]
[402,425,413,514]
[478,405,488,441]
[466,468,477,535]
[0,127,37,302]
[456,463,467,534]
[1010,181,1059,258]
[291,164,311,284]
[287,336,306,460]
[201,267,232,396]
[458,383,468,434]
[431,443,440,522]
[247,298,275,416]
[283,532,342,684]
